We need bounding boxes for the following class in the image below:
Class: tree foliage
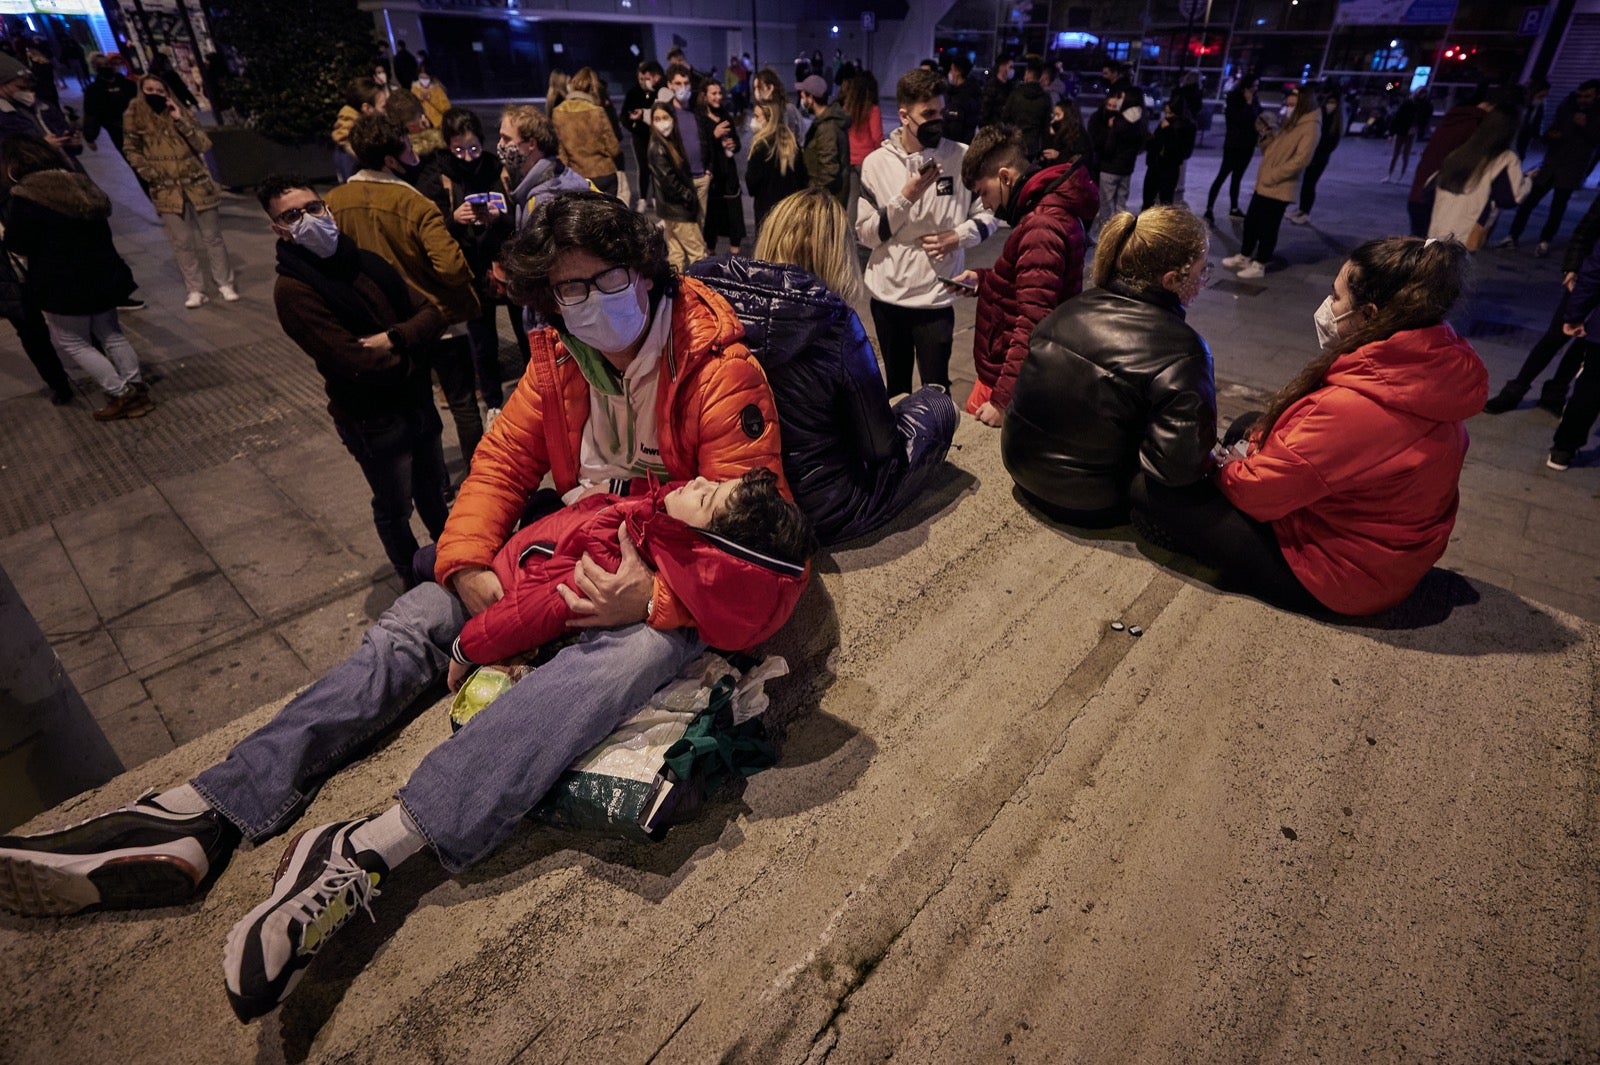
[210,0,374,143]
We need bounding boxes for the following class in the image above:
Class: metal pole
[751,0,759,72]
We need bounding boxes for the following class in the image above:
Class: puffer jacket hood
[12,169,109,220]
[1013,160,1098,226]
[1324,323,1487,423]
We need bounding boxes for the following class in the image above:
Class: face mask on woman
[292,210,340,259]
[654,119,674,136]
[144,92,168,112]
[562,280,649,353]
[1313,296,1357,352]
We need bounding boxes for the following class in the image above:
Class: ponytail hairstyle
[1255,236,1470,440]
[1090,205,1208,293]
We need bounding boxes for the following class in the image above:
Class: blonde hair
[545,70,568,115]
[1090,206,1208,291]
[750,101,799,175]
[754,187,864,304]
[569,66,602,98]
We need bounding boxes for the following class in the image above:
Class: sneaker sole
[0,850,202,915]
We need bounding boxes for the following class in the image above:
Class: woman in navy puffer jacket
[690,189,958,543]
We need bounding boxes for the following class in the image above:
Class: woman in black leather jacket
[1001,205,1216,525]
[690,188,958,543]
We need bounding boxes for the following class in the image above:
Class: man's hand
[452,201,480,225]
[974,400,1004,427]
[1562,321,1586,338]
[901,161,940,202]
[359,332,394,353]
[447,657,472,693]
[920,229,960,259]
[1564,272,1578,292]
[452,567,505,617]
[942,268,979,296]
[557,526,654,628]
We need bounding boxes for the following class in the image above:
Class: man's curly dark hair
[502,190,675,318]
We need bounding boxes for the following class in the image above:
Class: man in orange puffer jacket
[0,193,796,1025]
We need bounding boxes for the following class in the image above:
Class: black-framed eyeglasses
[273,199,329,226]
[550,265,634,306]
[450,144,483,159]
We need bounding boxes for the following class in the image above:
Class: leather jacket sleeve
[1140,345,1218,487]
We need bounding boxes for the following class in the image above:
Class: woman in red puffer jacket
[949,124,1099,427]
[1134,235,1488,615]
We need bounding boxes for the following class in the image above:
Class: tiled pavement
[0,118,1595,774]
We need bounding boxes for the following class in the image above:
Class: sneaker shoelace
[292,856,382,955]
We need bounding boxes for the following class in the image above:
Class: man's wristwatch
[386,328,405,352]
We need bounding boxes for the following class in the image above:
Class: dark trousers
[631,132,652,201]
[1509,295,1590,399]
[1509,170,1574,244]
[433,333,483,466]
[1142,162,1182,210]
[822,387,959,544]
[1207,144,1254,213]
[1299,151,1332,215]
[1129,474,1323,614]
[1240,194,1290,263]
[1407,197,1432,238]
[5,302,71,397]
[869,299,955,395]
[335,402,452,586]
[591,172,620,199]
[463,300,529,409]
[1553,341,1600,454]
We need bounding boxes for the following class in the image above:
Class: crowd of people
[0,35,1596,1026]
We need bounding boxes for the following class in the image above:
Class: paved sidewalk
[0,130,1595,775]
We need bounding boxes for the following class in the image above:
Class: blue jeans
[192,583,705,872]
[335,402,451,585]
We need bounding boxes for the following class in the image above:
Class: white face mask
[12,90,35,107]
[673,86,692,105]
[419,75,431,88]
[292,210,340,259]
[562,281,649,353]
[654,120,674,136]
[1313,295,1356,352]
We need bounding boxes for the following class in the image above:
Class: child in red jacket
[448,468,813,688]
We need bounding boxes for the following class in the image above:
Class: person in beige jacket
[327,114,484,466]
[550,66,622,198]
[409,64,450,130]
[1222,85,1320,280]
[123,74,236,307]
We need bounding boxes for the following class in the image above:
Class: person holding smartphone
[123,73,237,308]
[855,67,998,396]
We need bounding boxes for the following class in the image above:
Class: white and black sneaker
[0,793,239,916]
[223,819,387,1023]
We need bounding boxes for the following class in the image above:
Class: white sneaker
[483,407,501,432]
[1493,236,1517,250]
[1221,254,1249,269]
[1236,261,1266,279]
[1288,211,1310,225]
[634,199,647,212]
[218,284,240,302]
[184,291,207,309]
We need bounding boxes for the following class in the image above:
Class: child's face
[665,477,739,527]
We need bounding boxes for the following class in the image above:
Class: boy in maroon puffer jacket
[447,468,813,689]
[948,123,1098,427]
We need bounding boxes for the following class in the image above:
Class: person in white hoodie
[856,67,999,395]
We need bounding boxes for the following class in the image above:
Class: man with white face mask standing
[261,173,450,587]
[0,192,793,1026]
[0,52,82,167]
